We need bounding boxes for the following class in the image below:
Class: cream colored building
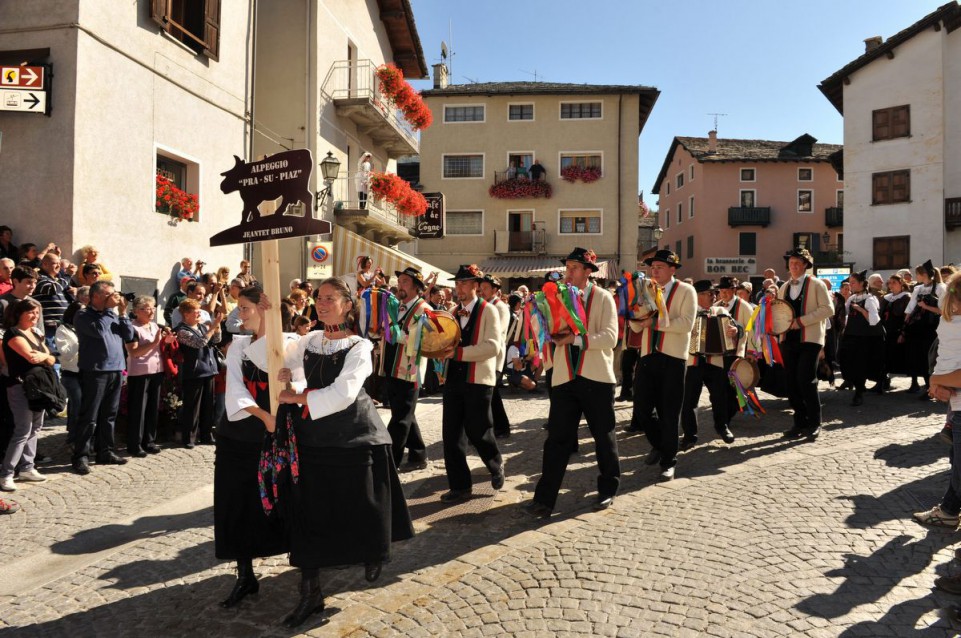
[0,1,252,302]
[416,69,659,288]
[819,1,961,274]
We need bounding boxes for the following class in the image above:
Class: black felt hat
[718,276,738,290]
[450,264,484,282]
[784,247,814,268]
[644,249,682,268]
[919,259,936,278]
[693,279,716,294]
[481,273,502,288]
[560,247,600,272]
[395,266,426,289]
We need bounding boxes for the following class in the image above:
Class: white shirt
[290,333,373,421]
[225,333,301,422]
[457,297,478,329]
[845,292,881,326]
[934,316,961,410]
[788,276,806,300]
[905,282,948,316]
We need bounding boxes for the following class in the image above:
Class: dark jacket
[75,307,136,372]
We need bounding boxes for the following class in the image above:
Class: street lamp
[821,231,831,249]
[314,151,341,211]
[653,227,664,241]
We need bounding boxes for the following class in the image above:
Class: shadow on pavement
[50,508,212,556]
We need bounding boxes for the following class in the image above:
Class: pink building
[652,132,844,287]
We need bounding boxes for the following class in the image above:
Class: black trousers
[681,359,730,440]
[126,372,163,453]
[442,380,502,491]
[634,352,686,469]
[533,377,620,509]
[620,347,639,397]
[491,386,510,436]
[181,375,215,444]
[781,340,822,429]
[386,376,426,466]
[74,370,123,461]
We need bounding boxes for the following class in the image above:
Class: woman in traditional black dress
[839,271,884,406]
[276,277,413,629]
[881,274,911,389]
[215,287,295,608]
[902,260,947,397]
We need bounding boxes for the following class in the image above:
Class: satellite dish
[441,41,448,60]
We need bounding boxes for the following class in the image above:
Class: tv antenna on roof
[520,69,542,82]
[707,112,728,133]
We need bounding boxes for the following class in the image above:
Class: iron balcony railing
[728,206,771,227]
[825,207,844,227]
[330,177,416,232]
[946,197,961,230]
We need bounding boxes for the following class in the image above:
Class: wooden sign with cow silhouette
[210,148,333,413]
[210,149,331,246]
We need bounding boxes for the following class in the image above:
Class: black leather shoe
[593,495,615,511]
[220,563,259,608]
[491,471,505,490]
[524,501,553,518]
[805,425,821,440]
[718,427,735,444]
[644,449,662,466]
[659,467,675,482]
[783,426,805,439]
[399,460,428,472]
[679,437,697,452]
[72,458,91,475]
[282,575,327,628]
[96,453,128,465]
[364,562,382,582]
[852,392,864,406]
[183,442,195,449]
[494,431,510,439]
[624,423,644,434]
[144,445,162,454]
[128,449,148,458]
[440,489,472,503]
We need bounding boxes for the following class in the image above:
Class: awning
[479,256,616,280]
[332,225,456,285]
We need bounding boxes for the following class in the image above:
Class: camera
[123,292,136,302]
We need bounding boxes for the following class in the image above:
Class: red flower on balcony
[375,63,434,131]
[369,171,428,217]
[489,178,552,200]
[155,174,199,222]
[560,165,602,183]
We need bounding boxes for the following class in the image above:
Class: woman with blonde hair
[78,245,112,280]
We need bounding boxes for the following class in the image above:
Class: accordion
[689,312,737,356]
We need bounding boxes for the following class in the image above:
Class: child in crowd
[292,315,313,336]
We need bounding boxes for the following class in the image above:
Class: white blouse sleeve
[865,295,881,326]
[904,286,922,316]
[225,337,257,421]
[305,338,373,420]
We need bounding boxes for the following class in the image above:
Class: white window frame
[441,153,485,180]
[154,142,202,218]
[739,189,757,207]
[836,189,844,207]
[558,208,603,235]
[739,167,756,183]
[689,164,695,181]
[505,209,536,230]
[797,189,814,213]
[506,151,535,173]
[558,151,604,175]
[559,101,603,121]
[689,195,695,219]
[442,103,486,124]
[798,167,813,182]
[507,102,535,122]
[445,209,486,236]
[675,171,685,190]
[677,202,683,225]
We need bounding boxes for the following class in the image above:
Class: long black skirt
[905,326,937,378]
[839,334,885,387]
[214,436,288,560]
[283,443,414,569]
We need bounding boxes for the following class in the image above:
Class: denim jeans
[941,410,961,516]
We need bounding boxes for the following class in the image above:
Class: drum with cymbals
[770,299,796,335]
[730,357,760,389]
[419,310,462,358]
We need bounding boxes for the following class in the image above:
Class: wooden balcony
[947,197,961,230]
[728,206,771,227]
[825,207,844,228]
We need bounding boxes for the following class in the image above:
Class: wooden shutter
[892,170,910,202]
[203,0,220,61]
[872,108,890,141]
[872,172,891,205]
[151,0,171,31]
[892,105,910,138]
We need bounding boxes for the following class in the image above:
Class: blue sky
[408,0,948,203]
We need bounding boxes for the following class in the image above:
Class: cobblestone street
[2,377,960,637]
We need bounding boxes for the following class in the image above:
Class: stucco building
[819,1,961,273]
[652,132,843,286]
[415,69,659,289]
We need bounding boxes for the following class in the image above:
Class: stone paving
[1,376,961,637]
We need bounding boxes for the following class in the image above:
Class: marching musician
[527,248,620,517]
[437,265,505,503]
[384,267,432,471]
[680,280,742,450]
[902,259,946,397]
[778,248,834,440]
[715,276,754,427]
[629,249,696,482]
[839,270,883,406]
[480,274,512,439]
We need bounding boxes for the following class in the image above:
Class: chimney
[432,63,449,90]
[707,130,717,154]
[864,36,883,52]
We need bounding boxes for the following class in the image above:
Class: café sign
[704,257,757,275]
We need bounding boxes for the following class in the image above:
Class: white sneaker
[0,476,16,492]
[17,468,47,482]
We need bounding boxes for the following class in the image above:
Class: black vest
[845,297,883,337]
[218,358,271,444]
[783,283,806,344]
[175,324,219,379]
